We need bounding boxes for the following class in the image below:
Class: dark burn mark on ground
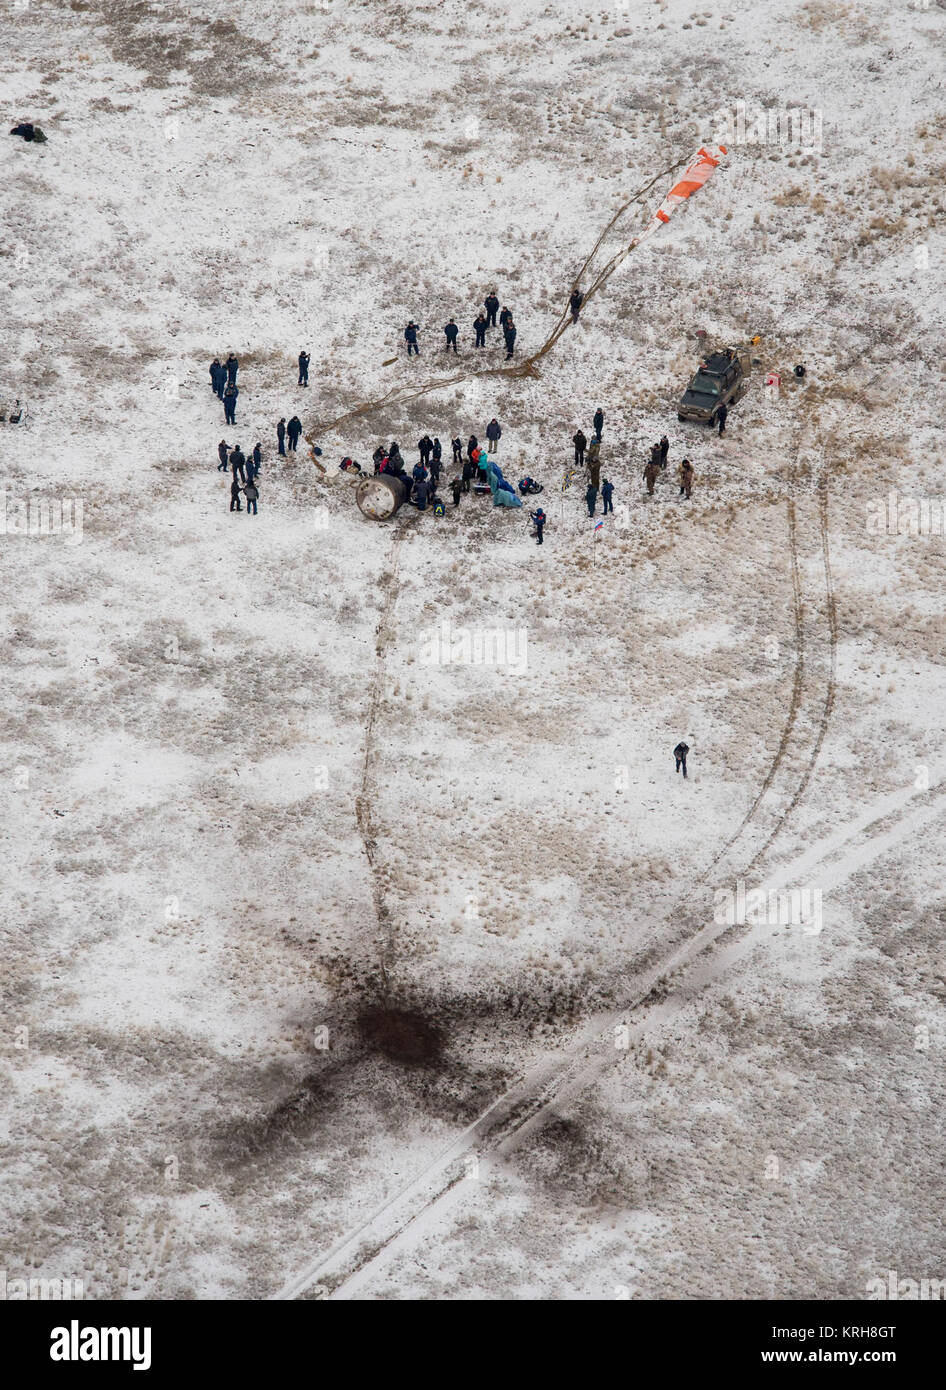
[211,966,600,1185]
[356,1006,444,1066]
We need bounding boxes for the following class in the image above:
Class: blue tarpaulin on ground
[485,460,523,508]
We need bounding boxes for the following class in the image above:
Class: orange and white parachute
[641,145,727,242]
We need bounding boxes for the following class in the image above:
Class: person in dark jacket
[388,443,403,473]
[412,461,428,482]
[404,321,419,356]
[431,437,442,465]
[473,314,487,348]
[486,419,502,453]
[593,407,604,439]
[569,289,583,323]
[411,477,429,510]
[531,507,545,545]
[418,435,433,466]
[277,418,286,456]
[451,477,462,507]
[451,436,463,464]
[372,445,386,474]
[503,320,516,360]
[444,320,459,354]
[229,476,243,512]
[485,291,500,327]
[298,351,310,386]
[461,457,475,493]
[585,483,598,517]
[716,402,728,436]
[650,442,662,469]
[252,442,262,473]
[659,434,669,466]
[217,439,229,471]
[674,741,689,778]
[229,445,246,483]
[210,359,225,398]
[467,434,478,460]
[225,354,238,384]
[286,416,302,451]
[499,306,512,332]
[573,429,587,466]
[429,449,442,487]
[601,478,614,514]
[223,381,238,425]
[244,478,259,514]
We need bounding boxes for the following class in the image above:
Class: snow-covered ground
[2,0,945,1300]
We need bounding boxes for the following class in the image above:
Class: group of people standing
[572,408,613,517]
[642,436,694,500]
[217,438,261,514]
[208,347,317,514]
[209,354,240,424]
[405,292,518,360]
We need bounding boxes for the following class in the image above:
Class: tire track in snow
[354,523,408,991]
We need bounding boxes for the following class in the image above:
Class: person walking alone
[443,319,459,354]
[277,418,286,457]
[674,741,690,778]
[404,321,419,356]
[486,418,501,454]
[298,351,310,386]
[573,428,587,467]
[716,401,728,436]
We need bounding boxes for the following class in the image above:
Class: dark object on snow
[10,122,46,143]
[674,742,689,778]
[678,345,750,424]
[518,477,543,495]
[794,364,806,378]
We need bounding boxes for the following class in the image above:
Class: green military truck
[677,345,750,424]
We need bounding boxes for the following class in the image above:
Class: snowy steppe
[1,0,945,1299]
